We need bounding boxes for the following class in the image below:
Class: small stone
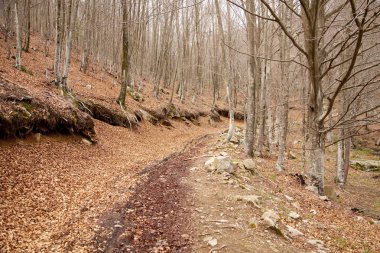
[114,224,123,228]
[242,159,256,171]
[288,151,297,159]
[220,151,228,156]
[82,138,92,145]
[310,209,317,215]
[86,84,92,89]
[236,195,262,208]
[288,211,300,219]
[286,225,304,237]
[356,216,364,221]
[319,195,329,201]
[206,237,218,247]
[34,133,42,142]
[262,210,280,227]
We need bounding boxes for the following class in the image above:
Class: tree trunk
[24,0,31,52]
[61,0,78,93]
[54,0,63,85]
[244,0,256,157]
[14,1,22,70]
[117,0,129,108]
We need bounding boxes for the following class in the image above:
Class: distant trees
[1,0,379,193]
[232,0,380,194]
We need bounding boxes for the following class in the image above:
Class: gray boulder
[205,156,234,174]
[242,159,256,171]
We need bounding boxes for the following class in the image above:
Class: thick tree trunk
[117,0,129,108]
[61,0,78,93]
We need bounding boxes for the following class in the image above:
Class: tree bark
[117,0,129,108]
[14,1,22,70]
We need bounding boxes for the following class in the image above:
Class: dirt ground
[0,118,226,252]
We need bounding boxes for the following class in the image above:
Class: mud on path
[94,134,213,252]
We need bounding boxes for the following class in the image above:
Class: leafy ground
[0,34,379,253]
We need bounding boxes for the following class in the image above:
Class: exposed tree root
[140,103,220,127]
[216,106,245,120]
[0,78,96,141]
[72,95,140,129]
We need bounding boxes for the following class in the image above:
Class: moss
[20,65,33,75]
[333,237,349,250]
[21,101,35,112]
[127,89,143,102]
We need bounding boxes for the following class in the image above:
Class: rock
[220,151,228,156]
[82,138,93,145]
[34,133,41,142]
[351,160,380,172]
[204,236,218,247]
[242,159,256,171]
[230,135,240,144]
[85,84,92,89]
[248,218,258,228]
[376,137,380,146]
[286,225,304,237]
[204,156,234,174]
[222,172,232,180]
[284,195,294,201]
[162,119,173,127]
[288,211,300,219]
[319,195,329,201]
[261,210,280,227]
[310,209,317,215]
[288,151,297,159]
[236,195,262,208]
[356,216,364,221]
[305,185,319,194]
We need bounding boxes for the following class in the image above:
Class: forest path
[94,133,214,252]
[0,119,227,252]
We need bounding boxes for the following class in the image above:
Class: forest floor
[0,34,379,252]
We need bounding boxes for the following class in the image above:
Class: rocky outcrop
[351,160,380,172]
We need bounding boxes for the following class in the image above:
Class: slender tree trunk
[24,0,31,52]
[5,1,12,59]
[14,1,22,70]
[54,0,63,85]
[276,4,291,171]
[244,0,256,156]
[214,0,234,142]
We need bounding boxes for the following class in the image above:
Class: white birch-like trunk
[14,1,22,70]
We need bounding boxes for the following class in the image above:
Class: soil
[93,134,214,253]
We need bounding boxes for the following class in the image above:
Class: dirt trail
[0,119,226,252]
[94,134,213,252]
